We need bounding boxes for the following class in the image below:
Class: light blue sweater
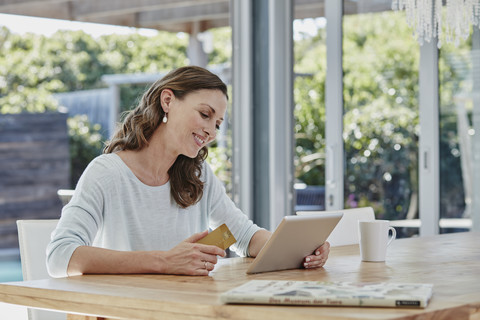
[46,153,261,278]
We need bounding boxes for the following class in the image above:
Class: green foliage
[207,83,233,197]
[293,26,326,186]
[208,145,232,195]
[0,87,59,113]
[343,98,418,219]
[207,28,232,65]
[119,83,148,113]
[0,28,188,100]
[1,26,189,186]
[0,17,470,221]
[97,32,189,74]
[294,74,326,185]
[67,115,104,188]
[342,12,420,219]
[293,11,471,220]
[293,11,422,219]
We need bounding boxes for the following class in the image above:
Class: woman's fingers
[192,242,226,258]
[185,230,209,243]
[315,241,330,255]
[303,256,327,268]
[189,258,216,276]
[194,250,219,266]
[185,231,227,258]
[303,241,330,269]
[161,236,226,275]
[201,261,215,271]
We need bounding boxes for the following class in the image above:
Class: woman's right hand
[67,231,226,277]
[157,230,226,276]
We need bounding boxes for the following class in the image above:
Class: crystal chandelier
[391,0,480,48]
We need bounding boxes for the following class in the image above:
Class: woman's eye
[216,124,220,130]
[200,112,209,119]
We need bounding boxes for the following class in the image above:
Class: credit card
[196,223,237,250]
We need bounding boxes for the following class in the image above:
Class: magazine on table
[220,280,433,308]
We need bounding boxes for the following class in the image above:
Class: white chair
[0,302,28,320]
[57,189,74,207]
[296,207,375,247]
[16,219,65,320]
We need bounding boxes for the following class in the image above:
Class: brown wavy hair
[104,66,228,208]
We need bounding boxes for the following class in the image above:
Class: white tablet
[246,212,343,274]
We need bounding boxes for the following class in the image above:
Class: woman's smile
[193,133,206,147]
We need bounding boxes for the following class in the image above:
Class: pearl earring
[162,113,168,123]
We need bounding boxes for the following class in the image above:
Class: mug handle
[387,226,396,246]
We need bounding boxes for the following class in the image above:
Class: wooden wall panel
[0,113,70,249]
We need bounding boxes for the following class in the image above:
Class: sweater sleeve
[46,159,106,278]
[203,163,264,257]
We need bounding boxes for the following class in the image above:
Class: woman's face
[164,89,227,158]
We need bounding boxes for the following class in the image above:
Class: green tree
[293,11,471,221]
[0,27,189,187]
[292,12,421,219]
[293,26,327,185]
[342,11,420,219]
[68,115,104,187]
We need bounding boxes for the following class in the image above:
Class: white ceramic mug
[358,220,396,262]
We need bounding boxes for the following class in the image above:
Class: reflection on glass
[439,29,478,233]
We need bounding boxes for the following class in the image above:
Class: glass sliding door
[293,2,327,211]
[342,1,420,237]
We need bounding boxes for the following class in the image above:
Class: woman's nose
[204,125,216,141]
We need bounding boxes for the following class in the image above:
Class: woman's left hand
[303,241,330,269]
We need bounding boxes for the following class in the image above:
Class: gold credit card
[196,223,237,250]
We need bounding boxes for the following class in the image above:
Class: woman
[46,66,330,277]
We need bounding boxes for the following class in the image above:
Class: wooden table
[1,232,479,320]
